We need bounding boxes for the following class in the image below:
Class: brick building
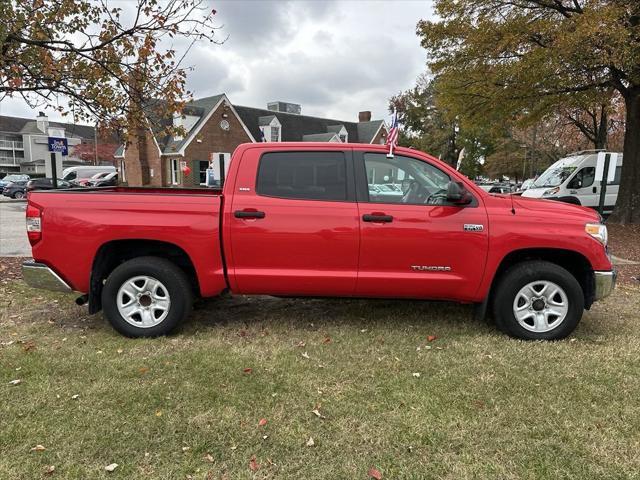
[115,94,388,187]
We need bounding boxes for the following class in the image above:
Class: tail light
[26,204,42,245]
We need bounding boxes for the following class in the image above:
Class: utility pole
[94,123,99,166]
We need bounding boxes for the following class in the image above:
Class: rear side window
[257,151,347,201]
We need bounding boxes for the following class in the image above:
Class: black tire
[492,260,584,340]
[101,256,193,337]
[13,191,24,199]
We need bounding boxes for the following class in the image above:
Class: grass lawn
[2,279,640,479]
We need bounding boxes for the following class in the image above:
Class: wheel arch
[89,239,200,314]
[489,248,595,311]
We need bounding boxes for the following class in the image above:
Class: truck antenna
[510,192,516,215]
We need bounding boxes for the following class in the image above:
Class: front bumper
[22,261,73,293]
[594,270,616,301]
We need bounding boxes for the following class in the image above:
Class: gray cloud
[3,1,432,125]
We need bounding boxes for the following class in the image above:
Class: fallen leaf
[155,410,162,417]
[427,335,437,342]
[238,329,248,337]
[368,467,383,479]
[182,446,190,453]
[104,463,118,472]
[71,394,79,400]
[258,418,267,427]
[31,444,46,452]
[311,409,326,419]
[138,367,149,375]
[412,372,421,378]
[301,352,310,359]
[296,341,306,347]
[360,329,368,333]
[44,465,55,475]
[249,455,259,472]
[230,445,237,450]
[306,437,315,447]
[322,336,331,344]
[117,349,123,354]
[204,453,214,463]
[243,368,252,374]
[22,340,36,352]
[262,435,268,440]
[8,379,21,386]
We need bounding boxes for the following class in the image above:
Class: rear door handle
[362,214,393,223]
[234,210,266,219]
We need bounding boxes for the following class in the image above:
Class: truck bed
[27,188,228,297]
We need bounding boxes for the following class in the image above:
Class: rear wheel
[102,256,193,337]
[493,261,584,340]
[13,191,24,199]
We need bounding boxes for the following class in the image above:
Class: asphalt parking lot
[0,197,30,256]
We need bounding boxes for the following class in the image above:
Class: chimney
[36,112,49,133]
[358,111,371,122]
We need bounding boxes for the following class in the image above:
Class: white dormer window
[173,114,200,141]
[271,126,280,142]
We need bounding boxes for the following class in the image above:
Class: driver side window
[364,153,450,205]
[568,167,595,189]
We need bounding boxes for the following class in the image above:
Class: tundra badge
[464,224,484,232]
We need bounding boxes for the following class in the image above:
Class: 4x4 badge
[464,224,484,232]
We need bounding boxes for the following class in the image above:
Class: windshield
[534,166,577,188]
[4,175,24,182]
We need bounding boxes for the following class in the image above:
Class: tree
[418,0,640,223]
[390,75,493,177]
[70,142,120,164]
[0,0,222,134]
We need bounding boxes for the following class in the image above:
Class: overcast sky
[0,0,434,124]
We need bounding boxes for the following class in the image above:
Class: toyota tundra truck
[22,143,616,340]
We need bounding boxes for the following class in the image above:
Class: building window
[271,126,280,142]
[170,159,179,185]
[198,160,209,185]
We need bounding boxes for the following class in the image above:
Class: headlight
[543,187,560,196]
[585,223,608,246]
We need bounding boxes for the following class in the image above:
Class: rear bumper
[22,261,73,293]
[594,270,616,301]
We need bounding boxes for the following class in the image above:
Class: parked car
[89,172,118,187]
[26,178,73,192]
[522,151,623,216]
[0,174,30,189]
[23,142,615,341]
[478,184,513,194]
[2,180,28,199]
[62,165,115,184]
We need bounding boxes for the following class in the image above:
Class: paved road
[0,197,31,257]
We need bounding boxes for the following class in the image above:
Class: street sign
[47,137,68,156]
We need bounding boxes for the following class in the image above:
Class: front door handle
[592,187,597,194]
[363,214,393,223]
[234,210,266,219]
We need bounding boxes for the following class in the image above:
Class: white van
[62,165,116,183]
[521,150,622,215]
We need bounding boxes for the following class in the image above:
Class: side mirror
[447,181,472,205]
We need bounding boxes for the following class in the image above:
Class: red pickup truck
[22,143,615,340]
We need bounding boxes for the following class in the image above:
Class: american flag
[386,108,398,157]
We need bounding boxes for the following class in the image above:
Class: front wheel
[13,191,24,199]
[492,261,584,340]
[102,256,193,337]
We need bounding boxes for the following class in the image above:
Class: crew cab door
[226,147,359,296]
[354,151,489,301]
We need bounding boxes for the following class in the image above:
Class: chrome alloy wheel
[117,275,171,328]
[512,280,569,333]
